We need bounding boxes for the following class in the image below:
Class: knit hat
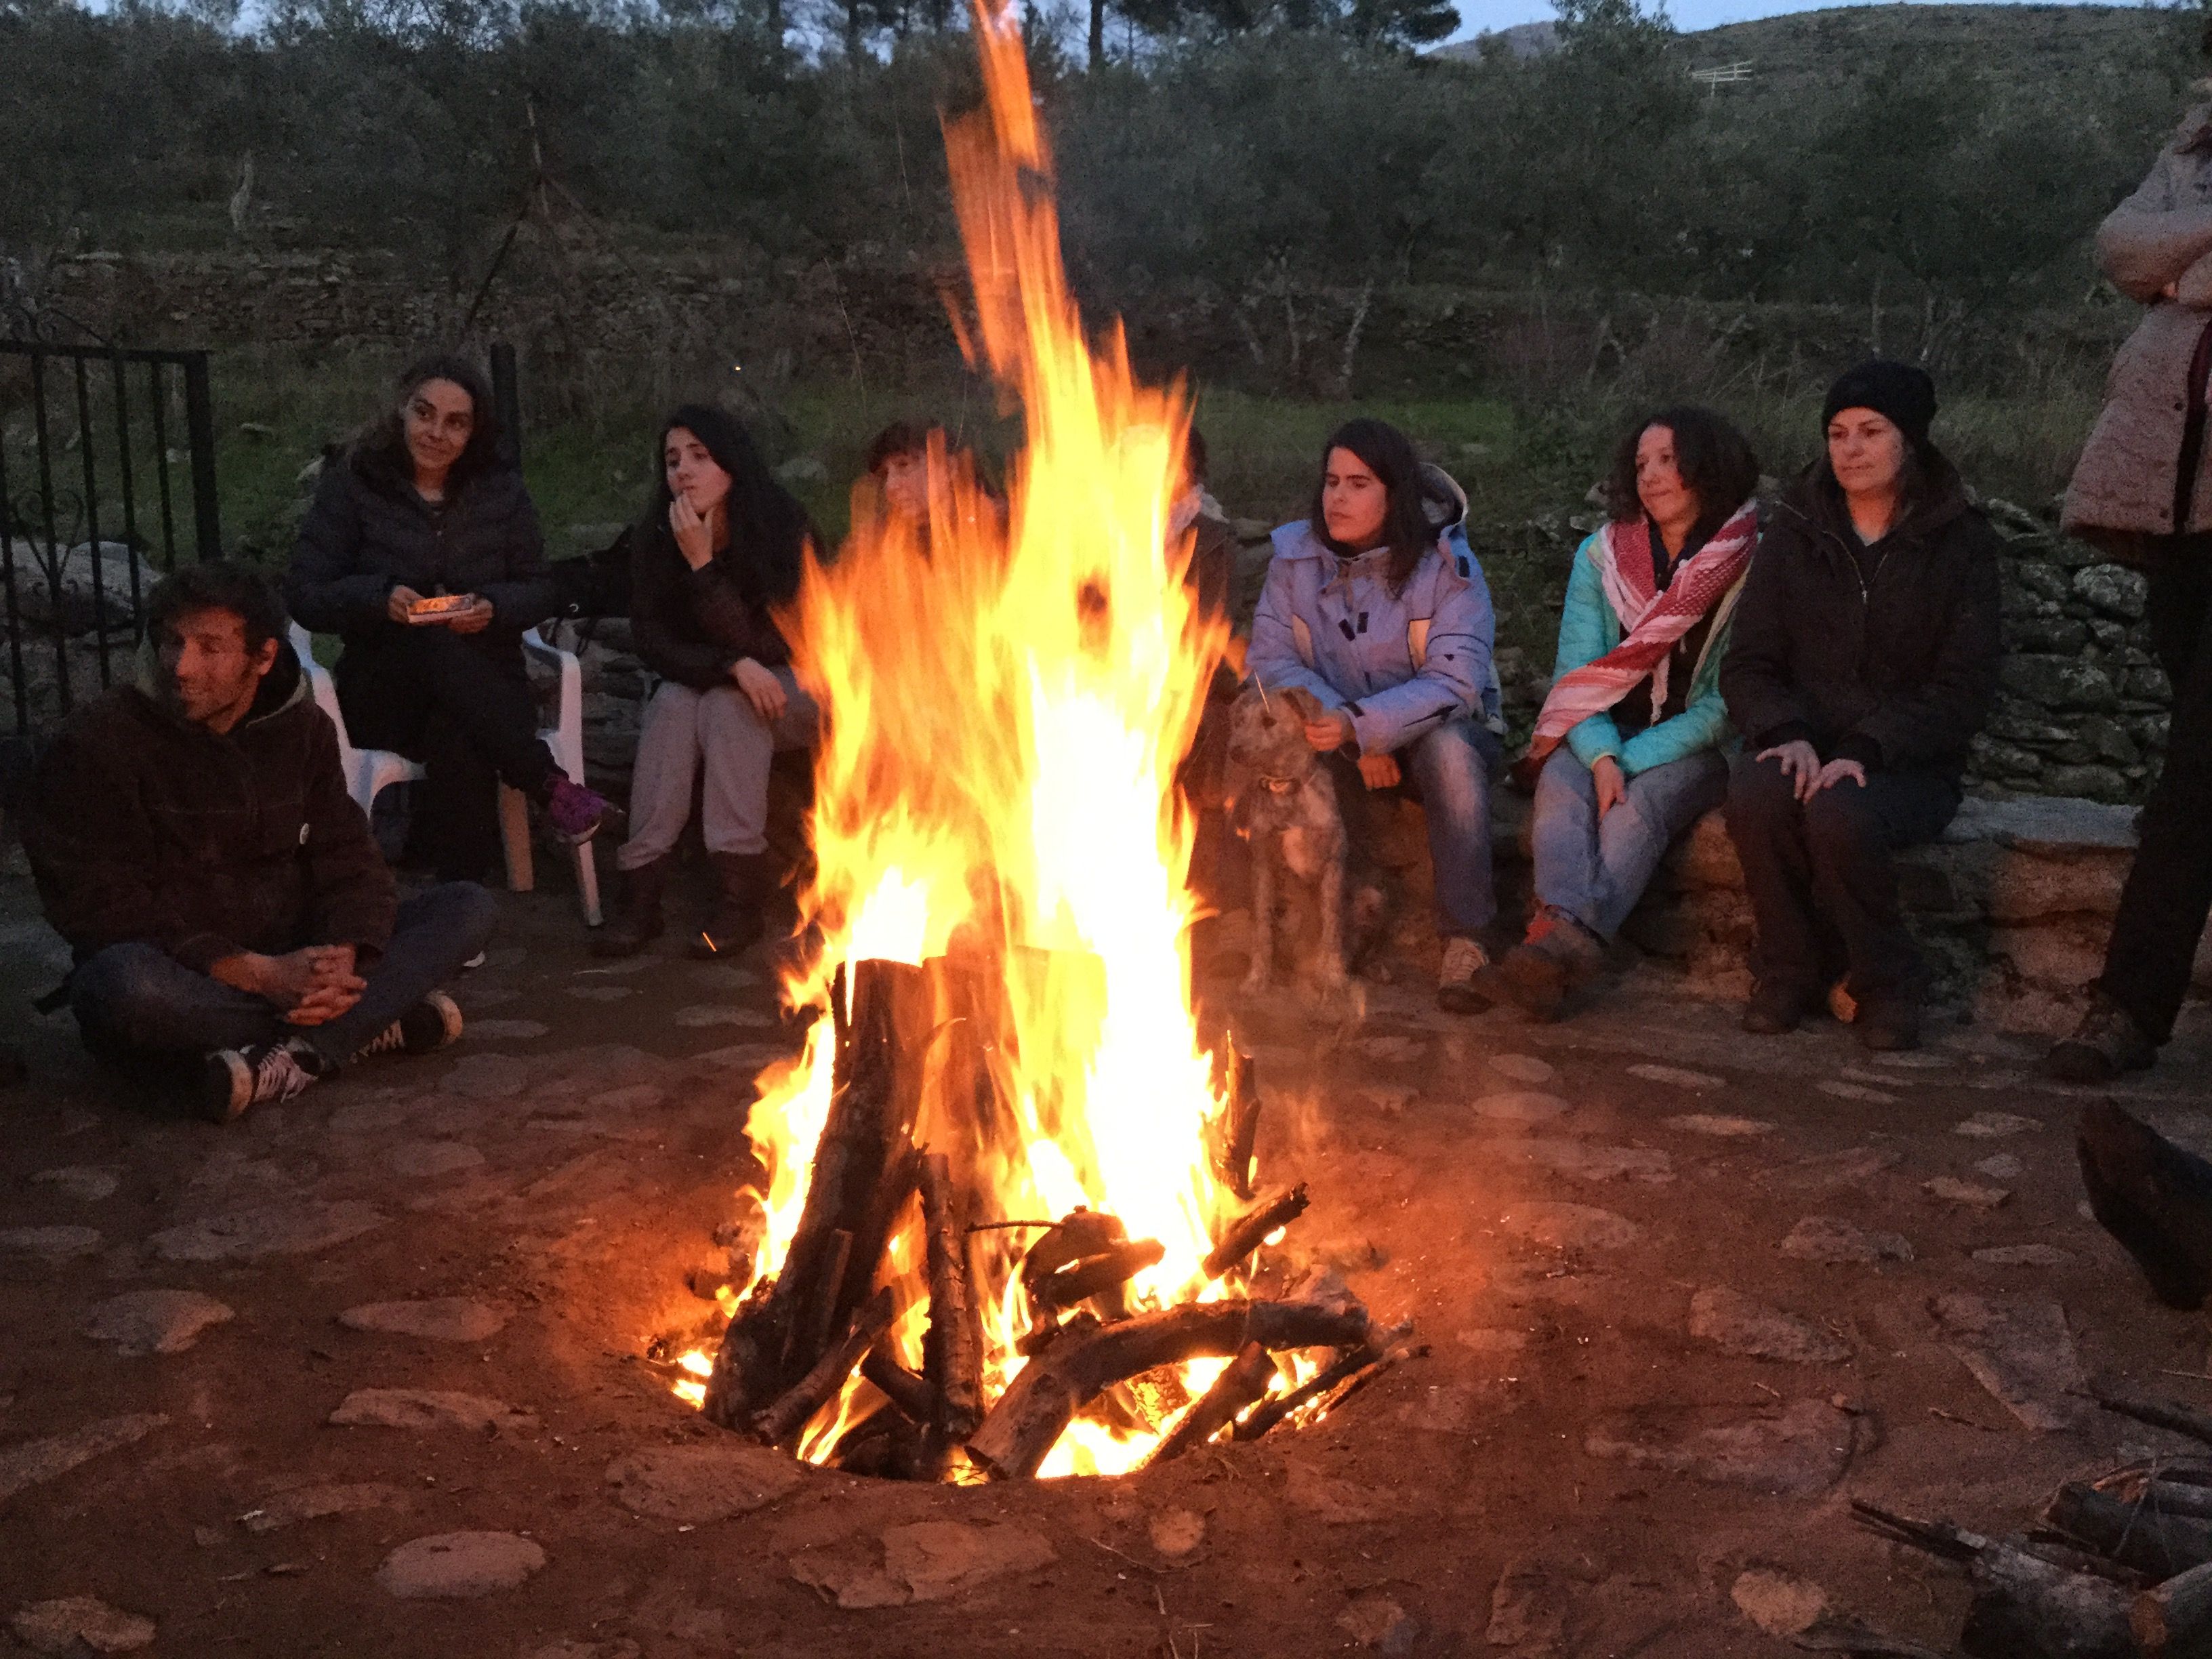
[1822,360,1938,454]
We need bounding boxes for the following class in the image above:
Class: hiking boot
[592,857,670,959]
[1496,909,1605,1020]
[354,991,465,1063]
[1740,979,1815,1035]
[1436,934,1493,1015]
[691,851,773,961]
[202,1037,322,1124]
[2047,992,2156,1084]
[1855,992,1922,1052]
[542,775,613,844]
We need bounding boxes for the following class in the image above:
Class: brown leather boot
[591,857,669,958]
[690,852,774,960]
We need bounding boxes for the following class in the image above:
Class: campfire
[660,1,1389,1480]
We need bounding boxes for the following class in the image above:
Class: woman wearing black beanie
[1717,361,2003,1051]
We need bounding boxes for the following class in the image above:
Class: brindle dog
[1222,683,1386,994]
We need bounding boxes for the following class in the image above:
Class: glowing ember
[665,0,1362,1478]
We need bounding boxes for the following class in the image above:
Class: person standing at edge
[2050,56,2212,1082]
[20,564,494,1122]
[287,354,612,882]
[1719,363,2002,1052]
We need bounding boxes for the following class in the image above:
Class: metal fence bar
[0,438,24,736]
[26,351,68,711]
[72,354,111,689]
[147,361,180,573]
[182,352,220,562]
[109,352,145,630]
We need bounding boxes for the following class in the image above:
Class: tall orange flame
[678,0,1240,1477]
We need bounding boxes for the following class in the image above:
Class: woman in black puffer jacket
[287,354,611,882]
[1720,362,2003,1052]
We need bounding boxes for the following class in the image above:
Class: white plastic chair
[289,622,602,926]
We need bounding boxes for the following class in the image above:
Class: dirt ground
[3,862,2211,1659]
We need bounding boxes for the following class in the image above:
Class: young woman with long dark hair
[287,354,611,883]
[1496,406,1761,1019]
[592,404,821,959]
[1246,417,1504,1012]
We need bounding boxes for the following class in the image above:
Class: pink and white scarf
[1518,498,1759,777]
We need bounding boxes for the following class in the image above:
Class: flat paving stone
[604,1443,805,1523]
[1924,1177,2011,1210]
[1689,1287,1851,1365]
[466,1019,550,1041]
[29,1168,119,1202]
[0,1414,167,1503]
[10,1595,155,1654]
[1817,1080,1899,1105]
[1666,1113,1773,1139]
[0,1226,102,1259]
[242,1481,407,1533]
[1496,1202,1641,1252]
[567,985,635,1002]
[385,1141,485,1179]
[1929,1292,2086,1432]
[1731,1570,1828,1638]
[671,1005,776,1028]
[1973,1244,2075,1267]
[1511,1139,1673,1184]
[1627,1064,1723,1090]
[1956,1111,2041,1139]
[1974,1153,2026,1180]
[1585,1398,1865,1495]
[443,1054,535,1101]
[338,1298,510,1343]
[1487,1054,1555,1085]
[81,1290,234,1355]
[376,1532,545,1599]
[329,1389,537,1434]
[1776,1148,1900,1192]
[148,1201,382,1263]
[1469,1091,1571,1124]
[1780,1216,1914,1265]
[790,1521,1057,1609]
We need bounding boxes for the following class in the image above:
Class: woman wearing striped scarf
[1494,407,1761,1019]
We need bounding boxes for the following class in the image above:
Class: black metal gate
[0,341,223,735]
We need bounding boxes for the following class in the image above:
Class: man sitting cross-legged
[20,562,496,1122]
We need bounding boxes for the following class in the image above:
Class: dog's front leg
[1314,826,1349,992]
[1243,832,1277,994]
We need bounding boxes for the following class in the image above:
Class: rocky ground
[3,864,2211,1659]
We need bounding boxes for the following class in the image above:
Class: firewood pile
[699,956,1396,1479]
[1833,1389,2212,1658]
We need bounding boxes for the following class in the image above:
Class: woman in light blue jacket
[1495,407,1762,1018]
[1247,418,1504,1013]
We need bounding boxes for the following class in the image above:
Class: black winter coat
[629,523,798,691]
[1720,455,2003,780]
[21,647,396,972]
[287,448,554,650]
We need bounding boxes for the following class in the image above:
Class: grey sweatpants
[616,674,819,870]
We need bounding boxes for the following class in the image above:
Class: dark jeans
[2100,545,2212,1042]
[1725,751,1959,1002]
[1326,718,1504,939]
[336,628,556,883]
[69,884,498,1070]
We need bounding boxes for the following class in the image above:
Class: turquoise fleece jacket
[1553,531,1740,777]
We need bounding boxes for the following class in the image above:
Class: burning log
[2134,1559,2212,1654]
[861,1343,938,1426]
[1142,1340,1274,1466]
[1232,1328,1406,1443]
[2046,1480,2212,1579]
[754,1288,898,1449]
[920,1152,984,1443]
[1202,1183,1309,1279]
[966,1296,1370,1479]
[1213,1044,1260,1202]
[1021,1209,1165,1315]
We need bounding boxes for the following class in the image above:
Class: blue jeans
[69,883,499,1069]
[1330,718,1502,939]
[1532,747,1729,941]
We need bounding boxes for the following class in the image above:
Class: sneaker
[202,1037,321,1124]
[1740,978,1815,1035]
[355,991,465,1063]
[1437,935,1492,1015]
[1496,909,1605,1020]
[543,775,612,843]
[2047,993,2156,1084]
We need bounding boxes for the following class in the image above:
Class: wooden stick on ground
[2088,1387,2212,1451]
[2047,1479,2212,1579]
[1202,1184,1309,1279]
[2134,1558,2212,1654]
[920,1152,983,1442]
[754,1288,896,1449]
[1142,1341,1275,1467]
[966,1297,1370,1479]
